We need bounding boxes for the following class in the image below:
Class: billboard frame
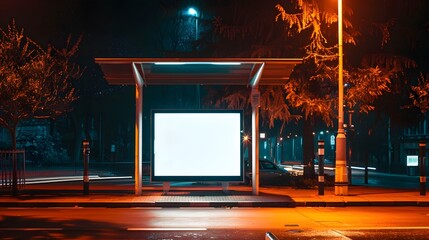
[150,109,244,182]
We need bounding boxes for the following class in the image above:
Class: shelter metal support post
[249,62,264,196]
[133,63,144,195]
[251,87,260,195]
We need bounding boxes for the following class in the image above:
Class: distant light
[351,166,377,171]
[243,135,250,142]
[260,133,266,139]
[188,7,198,16]
[330,135,335,145]
[407,155,418,166]
[320,131,324,135]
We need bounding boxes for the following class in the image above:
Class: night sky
[2,1,428,63]
[0,0,169,58]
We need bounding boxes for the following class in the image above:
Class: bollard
[318,140,325,196]
[419,141,426,196]
[82,140,90,195]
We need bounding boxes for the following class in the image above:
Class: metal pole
[364,152,369,184]
[335,0,348,195]
[135,82,143,195]
[348,110,354,185]
[195,17,199,40]
[82,140,90,195]
[251,87,260,195]
[132,63,143,196]
[419,141,426,196]
[318,140,325,195]
[12,151,17,196]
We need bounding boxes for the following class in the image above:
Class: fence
[0,150,26,193]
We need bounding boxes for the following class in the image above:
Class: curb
[1,200,429,208]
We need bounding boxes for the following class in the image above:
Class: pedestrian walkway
[1,178,429,208]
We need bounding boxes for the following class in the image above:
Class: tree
[0,21,82,150]
[278,0,429,174]
[275,0,423,175]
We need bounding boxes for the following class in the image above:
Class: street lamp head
[187,7,198,17]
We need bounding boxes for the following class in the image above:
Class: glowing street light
[335,0,348,195]
[187,7,198,16]
[187,7,198,40]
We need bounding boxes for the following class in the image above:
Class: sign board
[151,109,243,182]
[407,155,418,166]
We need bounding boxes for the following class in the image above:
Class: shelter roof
[95,58,301,86]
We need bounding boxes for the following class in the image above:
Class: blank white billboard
[151,110,243,182]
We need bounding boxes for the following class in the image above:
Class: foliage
[211,85,300,132]
[285,59,337,125]
[409,73,429,113]
[275,0,356,62]
[275,0,350,124]
[17,131,70,166]
[210,0,302,131]
[0,20,82,149]
[212,0,296,58]
[345,67,391,113]
[260,86,300,131]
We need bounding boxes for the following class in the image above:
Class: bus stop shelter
[95,58,301,195]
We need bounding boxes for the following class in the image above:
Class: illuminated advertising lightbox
[151,110,243,182]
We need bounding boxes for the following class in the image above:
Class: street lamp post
[187,7,200,108]
[187,7,198,40]
[335,0,348,195]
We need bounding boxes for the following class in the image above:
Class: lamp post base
[335,132,348,196]
[335,184,348,195]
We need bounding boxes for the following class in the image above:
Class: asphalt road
[1,207,429,239]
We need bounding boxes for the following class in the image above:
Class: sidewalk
[1,178,429,208]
